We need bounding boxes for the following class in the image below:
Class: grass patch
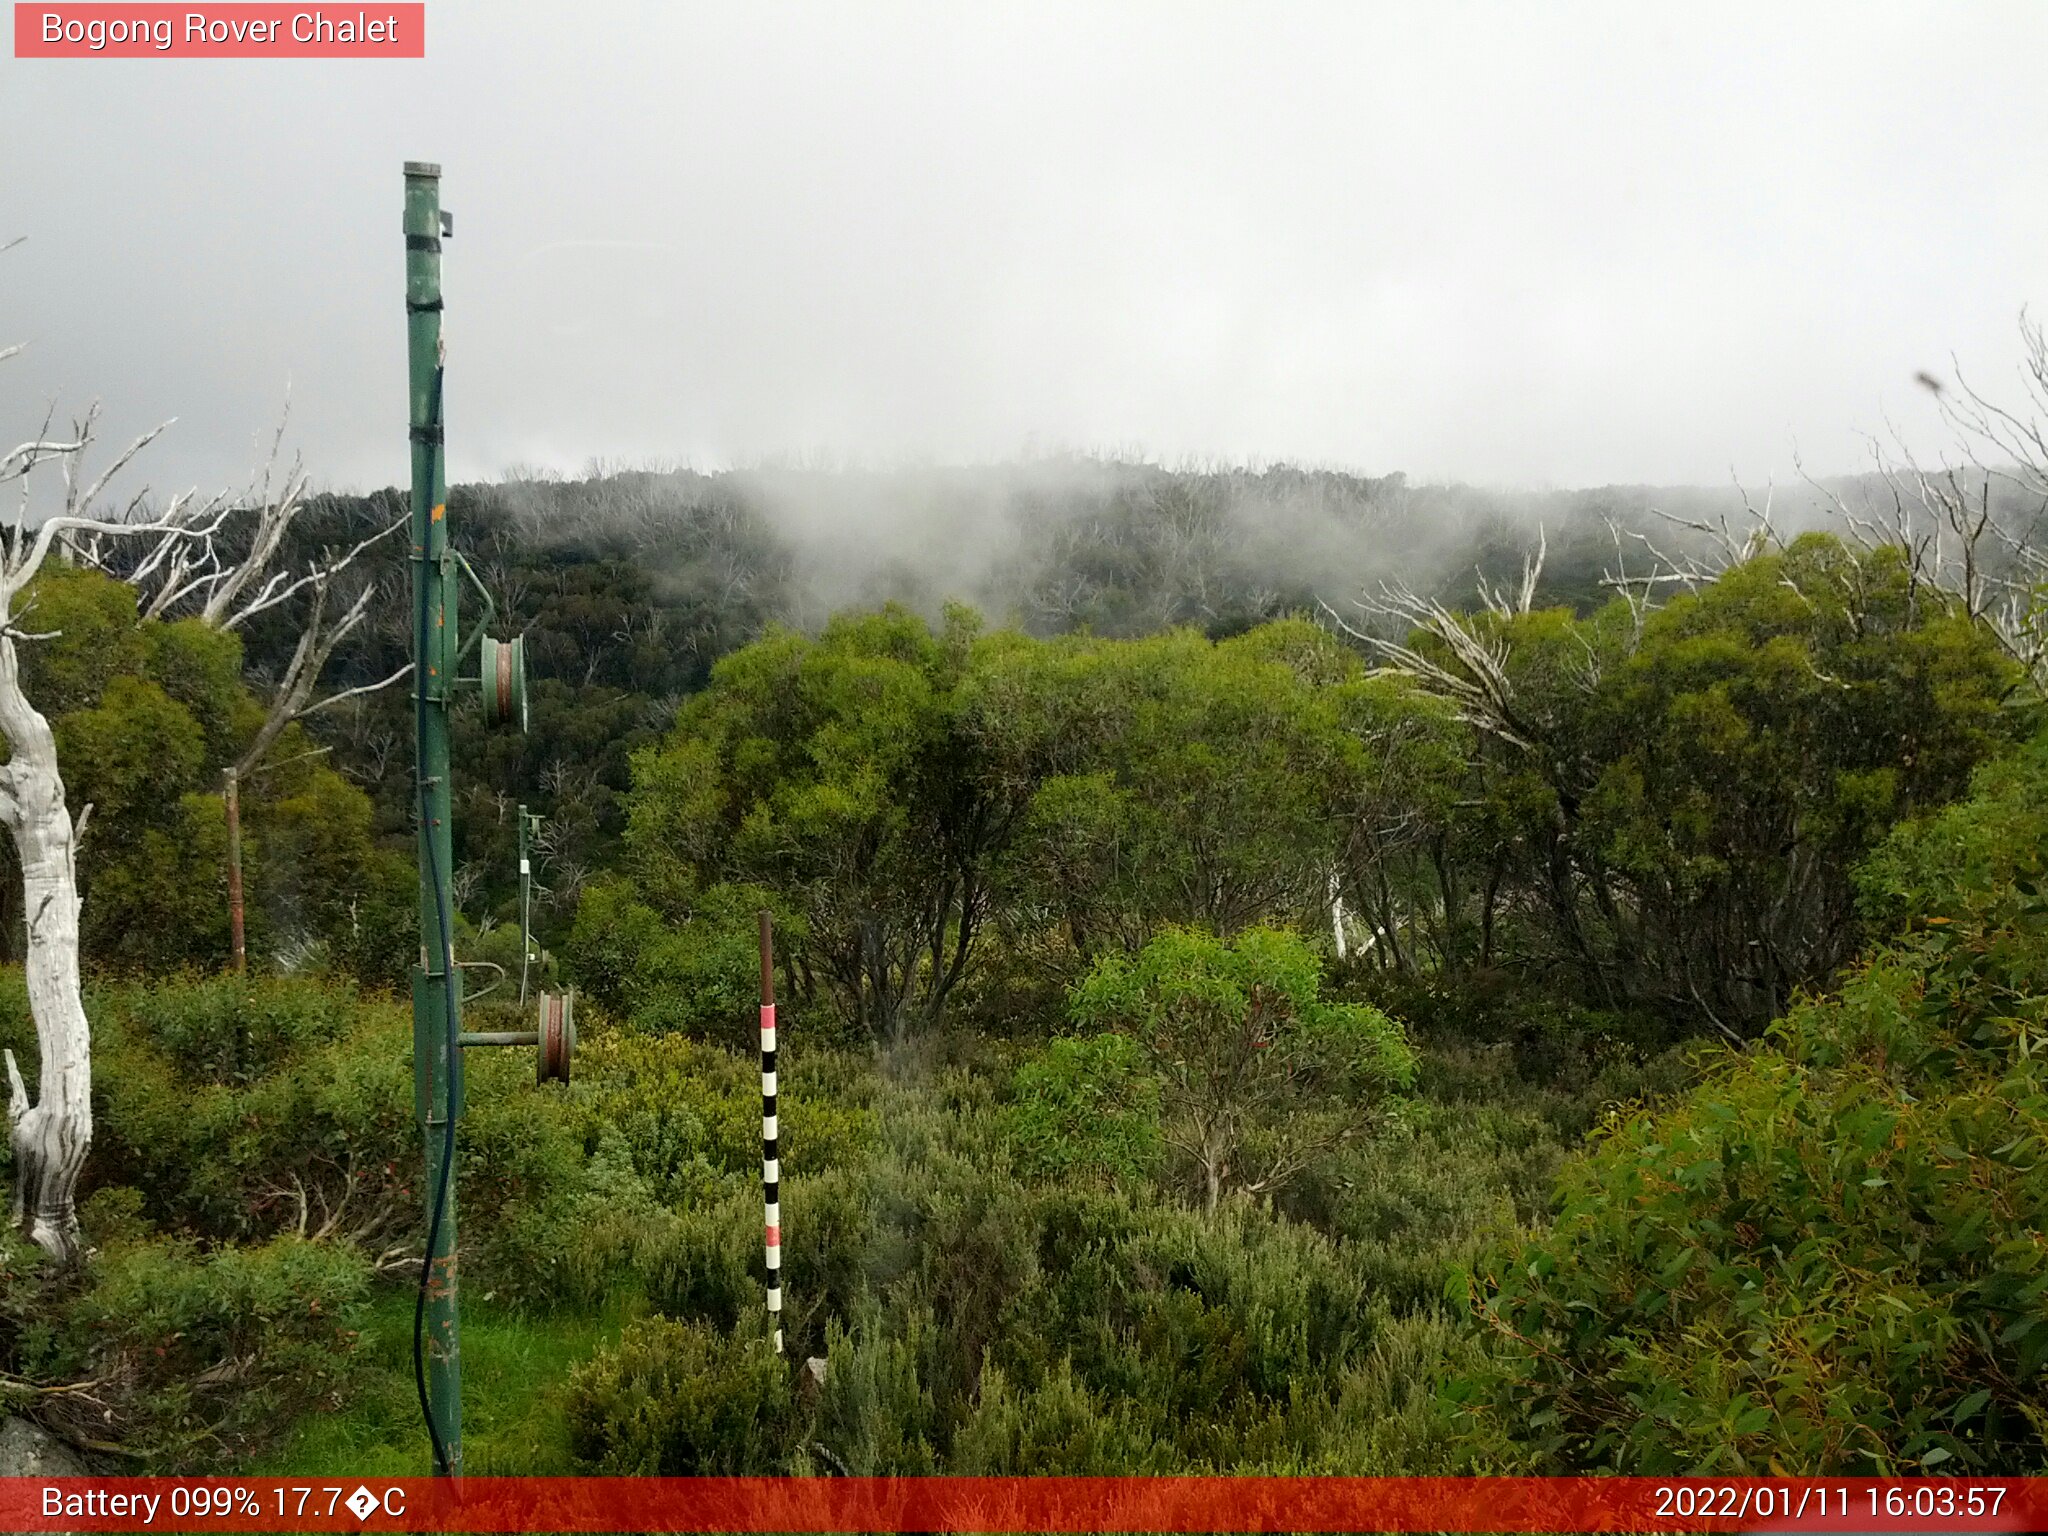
[258,1288,644,1477]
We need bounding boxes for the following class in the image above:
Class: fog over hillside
[472,455,2004,634]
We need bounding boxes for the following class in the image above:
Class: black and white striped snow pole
[759,909,783,1355]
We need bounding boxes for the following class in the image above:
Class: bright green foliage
[0,1182,370,1464]
[1571,536,2018,1025]
[0,971,1649,1477]
[565,1316,792,1473]
[76,1225,372,1458]
[81,976,417,1245]
[951,1358,1175,1473]
[602,612,1373,1040]
[1857,728,2048,931]
[551,1049,1525,1477]
[580,1030,875,1209]
[1070,926,1414,1209]
[0,972,596,1300]
[615,605,999,1039]
[802,1308,943,1473]
[563,878,670,1016]
[1325,672,1474,966]
[58,674,208,823]
[14,563,156,710]
[2,512,2026,1480]
[1369,534,2022,1033]
[1004,1033,1163,1186]
[0,567,400,977]
[567,878,801,1049]
[965,620,1358,953]
[1455,732,2048,1473]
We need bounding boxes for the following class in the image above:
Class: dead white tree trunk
[0,635,89,1260]
[0,474,223,1261]
[0,236,253,1258]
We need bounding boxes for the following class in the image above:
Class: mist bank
[248,453,2039,931]
[463,455,1894,636]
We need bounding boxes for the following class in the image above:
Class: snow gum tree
[0,245,385,1259]
[0,409,222,1260]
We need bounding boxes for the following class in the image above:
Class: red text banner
[15,5,424,57]
[0,1476,2043,1532]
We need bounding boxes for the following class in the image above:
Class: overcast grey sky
[3,1,2045,497]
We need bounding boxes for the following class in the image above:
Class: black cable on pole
[412,362,459,1479]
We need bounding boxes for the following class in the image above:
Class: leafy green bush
[804,1308,942,1474]
[581,1031,875,1210]
[1859,727,2048,933]
[53,972,597,1306]
[119,971,357,1083]
[87,975,417,1249]
[635,1188,757,1330]
[0,567,407,981]
[1003,1032,1162,1186]
[1070,925,1414,1210]
[567,879,800,1049]
[1453,739,2048,1472]
[76,1229,371,1455]
[951,1359,1175,1473]
[1029,1190,1376,1418]
[566,1315,792,1473]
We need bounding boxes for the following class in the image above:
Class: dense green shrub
[804,1308,942,1474]
[567,879,801,1049]
[1003,1032,1162,1186]
[0,1186,373,1466]
[969,621,1362,952]
[119,971,359,1083]
[1858,727,2048,933]
[1345,965,1673,1084]
[581,1031,875,1209]
[1070,926,1414,1210]
[1453,736,2048,1473]
[1312,1309,1482,1474]
[0,567,406,980]
[566,1315,792,1473]
[83,975,417,1249]
[77,1225,371,1457]
[951,1359,1176,1473]
[2,972,601,1306]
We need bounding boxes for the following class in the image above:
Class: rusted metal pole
[759,908,782,1354]
[224,768,246,973]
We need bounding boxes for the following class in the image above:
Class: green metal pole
[405,159,463,1478]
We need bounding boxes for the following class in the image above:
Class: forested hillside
[4,454,2047,1477]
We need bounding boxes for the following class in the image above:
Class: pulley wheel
[537,990,575,1084]
[480,634,528,733]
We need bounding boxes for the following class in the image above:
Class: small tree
[1,241,393,1257]
[0,406,223,1259]
[79,425,408,971]
[620,604,1016,1041]
[1068,925,1414,1212]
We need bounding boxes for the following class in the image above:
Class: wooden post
[224,768,246,973]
